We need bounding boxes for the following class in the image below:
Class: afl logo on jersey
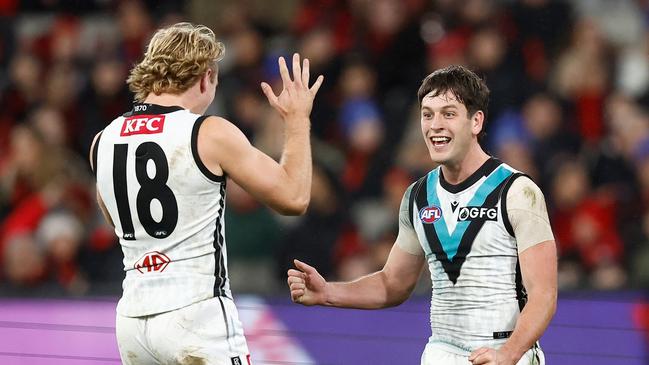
[419,205,442,223]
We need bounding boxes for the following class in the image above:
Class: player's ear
[471,111,484,136]
[199,70,210,93]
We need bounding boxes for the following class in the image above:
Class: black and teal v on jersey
[410,159,521,284]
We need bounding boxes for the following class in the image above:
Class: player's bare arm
[288,244,425,309]
[469,240,557,365]
[470,178,557,365]
[89,131,114,227]
[198,53,323,215]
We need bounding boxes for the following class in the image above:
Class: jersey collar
[439,157,502,194]
[123,103,184,117]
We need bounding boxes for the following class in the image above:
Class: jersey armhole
[408,176,427,227]
[91,131,103,177]
[499,173,530,237]
[191,115,226,183]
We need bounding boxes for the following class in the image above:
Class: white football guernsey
[397,158,549,354]
[94,103,231,317]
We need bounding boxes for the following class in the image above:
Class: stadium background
[0,0,646,364]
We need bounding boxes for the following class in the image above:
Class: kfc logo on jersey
[134,251,170,273]
[121,115,166,136]
[457,206,498,222]
[419,205,442,223]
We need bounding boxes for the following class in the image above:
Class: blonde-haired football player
[91,22,323,364]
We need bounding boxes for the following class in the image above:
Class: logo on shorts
[419,205,442,223]
[120,115,165,136]
[231,357,242,365]
[134,251,170,273]
[457,206,498,222]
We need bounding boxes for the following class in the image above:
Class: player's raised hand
[260,53,324,120]
[287,259,327,306]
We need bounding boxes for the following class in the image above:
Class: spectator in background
[79,57,130,157]
[551,18,611,144]
[2,233,46,288]
[550,158,626,289]
[0,53,42,131]
[277,163,347,282]
[338,60,386,198]
[226,180,283,294]
[30,106,68,148]
[490,92,581,187]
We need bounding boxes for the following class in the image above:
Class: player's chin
[427,149,451,165]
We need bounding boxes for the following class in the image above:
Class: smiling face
[420,89,484,167]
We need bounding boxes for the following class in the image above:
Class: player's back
[94,103,229,317]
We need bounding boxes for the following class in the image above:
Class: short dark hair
[417,65,490,132]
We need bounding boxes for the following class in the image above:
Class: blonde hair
[127,22,225,102]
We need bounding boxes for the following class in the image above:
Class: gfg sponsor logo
[457,206,498,221]
[419,205,442,223]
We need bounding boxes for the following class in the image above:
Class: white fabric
[116,297,250,365]
[96,107,230,317]
[416,165,520,352]
[507,176,554,253]
[420,342,545,365]
[394,162,554,356]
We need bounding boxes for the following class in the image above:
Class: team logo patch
[457,206,498,222]
[134,251,170,273]
[121,115,165,136]
[231,357,242,365]
[419,205,442,223]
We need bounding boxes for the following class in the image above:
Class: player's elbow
[385,293,409,307]
[529,285,558,318]
[380,271,414,308]
[275,196,310,215]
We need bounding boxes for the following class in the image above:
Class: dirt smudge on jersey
[523,186,537,207]
[169,146,191,188]
[179,353,206,365]
[169,147,183,171]
[126,351,138,364]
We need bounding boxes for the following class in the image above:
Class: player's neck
[441,145,490,185]
[142,88,205,114]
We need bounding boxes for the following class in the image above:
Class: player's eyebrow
[421,104,459,113]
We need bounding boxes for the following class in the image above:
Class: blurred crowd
[0,0,648,296]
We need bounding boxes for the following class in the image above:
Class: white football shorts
[116,296,250,365]
[421,342,545,365]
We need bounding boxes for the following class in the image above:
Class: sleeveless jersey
[94,103,230,317]
[408,158,526,353]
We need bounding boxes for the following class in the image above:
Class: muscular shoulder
[505,176,546,214]
[396,180,424,256]
[198,116,242,141]
[505,175,554,253]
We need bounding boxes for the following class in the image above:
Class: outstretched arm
[197,53,323,215]
[288,244,425,309]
